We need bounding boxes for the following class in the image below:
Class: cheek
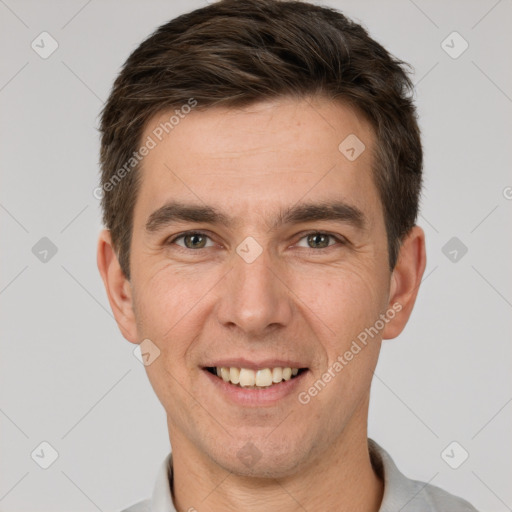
[133,269,205,413]
[131,265,205,361]
[135,259,205,322]
[291,263,387,344]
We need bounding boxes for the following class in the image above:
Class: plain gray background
[1,0,511,510]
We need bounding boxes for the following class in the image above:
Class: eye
[168,231,215,250]
[166,230,346,252]
[296,231,345,250]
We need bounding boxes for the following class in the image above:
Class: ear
[96,229,139,343]
[382,225,426,339]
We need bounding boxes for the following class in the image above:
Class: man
[96,1,478,510]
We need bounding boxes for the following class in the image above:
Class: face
[104,97,415,477]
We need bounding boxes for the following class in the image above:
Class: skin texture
[97,97,426,511]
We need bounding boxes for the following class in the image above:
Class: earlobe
[382,226,426,340]
[96,229,139,343]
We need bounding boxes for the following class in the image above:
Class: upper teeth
[215,367,300,387]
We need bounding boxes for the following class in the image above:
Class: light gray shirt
[121,439,478,511]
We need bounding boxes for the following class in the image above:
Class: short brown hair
[99,0,422,280]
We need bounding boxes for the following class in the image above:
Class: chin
[207,436,311,479]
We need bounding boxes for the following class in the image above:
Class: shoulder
[368,439,479,512]
[119,498,151,512]
[400,476,479,512]
[118,451,174,512]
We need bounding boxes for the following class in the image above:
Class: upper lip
[203,358,308,370]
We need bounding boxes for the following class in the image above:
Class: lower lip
[202,369,308,407]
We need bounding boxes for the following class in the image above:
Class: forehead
[134,97,380,229]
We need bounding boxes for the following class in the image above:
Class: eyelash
[166,230,347,253]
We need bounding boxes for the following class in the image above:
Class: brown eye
[184,233,207,248]
[169,232,213,249]
[296,232,343,250]
[306,233,331,249]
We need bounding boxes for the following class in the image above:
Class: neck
[169,403,383,512]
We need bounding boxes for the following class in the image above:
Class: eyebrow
[145,199,366,233]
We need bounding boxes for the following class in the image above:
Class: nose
[215,242,293,338]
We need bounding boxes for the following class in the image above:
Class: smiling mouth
[205,366,307,389]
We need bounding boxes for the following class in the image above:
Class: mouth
[204,366,308,389]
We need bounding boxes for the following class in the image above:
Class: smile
[206,366,306,388]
